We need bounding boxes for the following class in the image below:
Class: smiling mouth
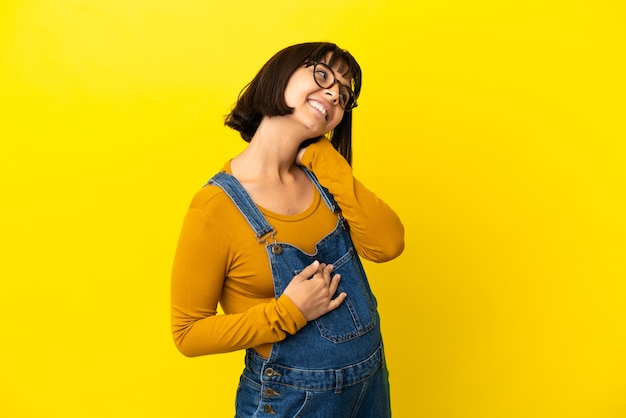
[308,100,328,120]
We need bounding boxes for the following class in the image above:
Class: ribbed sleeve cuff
[276,294,308,333]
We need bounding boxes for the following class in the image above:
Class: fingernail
[312,260,320,266]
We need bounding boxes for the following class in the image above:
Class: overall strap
[206,172,276,242]
[206,167,341,241]
[301,167,340,213]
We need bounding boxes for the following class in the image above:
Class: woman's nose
[325,82,340,103]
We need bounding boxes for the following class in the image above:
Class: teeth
[309,101,327,117]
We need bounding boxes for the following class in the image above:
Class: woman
[171,42,404,417]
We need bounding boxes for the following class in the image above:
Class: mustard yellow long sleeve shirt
[171,139,404,358]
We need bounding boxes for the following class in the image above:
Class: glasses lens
[339,86,355,110]
[312,63,331,88]
[312,63,356,111]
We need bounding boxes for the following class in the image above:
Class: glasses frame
[304,61,358,111]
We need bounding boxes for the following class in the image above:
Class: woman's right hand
[282,260,347,321]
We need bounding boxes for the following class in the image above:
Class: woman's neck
[228,117,315,215]
[230,117,304,181]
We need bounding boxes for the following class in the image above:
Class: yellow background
[1,0,625,417]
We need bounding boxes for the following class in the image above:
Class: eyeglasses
[304,61,358,111]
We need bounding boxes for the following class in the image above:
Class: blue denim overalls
[208,168,391,418]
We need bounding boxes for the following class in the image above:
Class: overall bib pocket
[310,247,378,343]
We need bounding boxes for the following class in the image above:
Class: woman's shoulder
[188,178,236,216]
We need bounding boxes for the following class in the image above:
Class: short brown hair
[224,42,362,165]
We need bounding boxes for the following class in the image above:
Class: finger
[321,264,334,284]
[297,260,320,280]
[328,273,342,295]
[309,263,328,281]
[327,291,347,311]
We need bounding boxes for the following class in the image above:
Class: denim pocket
[235,373,261,418]
[313,248,378,343]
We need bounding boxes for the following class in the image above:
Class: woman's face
[283,57,352,137]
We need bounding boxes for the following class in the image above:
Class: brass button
[263,367,281,378]
[263,404,275,414]
[271,244,283,255]
[264,388,280,398]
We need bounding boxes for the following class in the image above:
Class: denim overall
[208,169,390,418]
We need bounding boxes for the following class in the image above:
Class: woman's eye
[340,87,352,102]
[315,69,329,81]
